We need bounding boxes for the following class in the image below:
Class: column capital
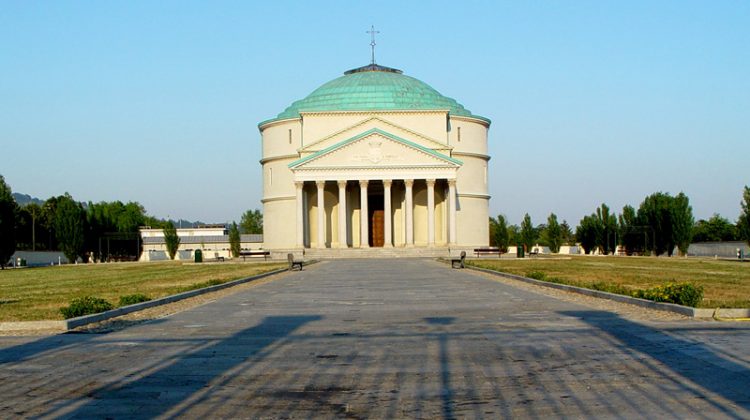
[359,179,369,188]
[294,181,305,188]
[426,179,436,187]
[448,179,457,187]
[404,179,414,188]
[315,180,326,188]
[337,180,348,188]
[382,179,392,188]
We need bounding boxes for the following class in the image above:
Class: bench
[474,247,501,257]
[450,251,466,269]
[288,253,303,271]
[239,250,271,261]
[214,252,225,262]
[529,250,539,257]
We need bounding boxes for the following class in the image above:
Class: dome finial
[367,25,380,65]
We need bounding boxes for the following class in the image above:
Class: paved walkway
[1,259,749,418]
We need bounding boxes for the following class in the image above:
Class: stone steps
[303,247,454,259]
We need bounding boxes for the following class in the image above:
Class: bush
[60,296,114,319]
[119,294,151,307]
[634,283,704,307]
[526,271,547,280]
[590,282,632,296]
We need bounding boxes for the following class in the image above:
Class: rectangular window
[269,168,273,186]
[457,127,461,142]
[288,129,292,144]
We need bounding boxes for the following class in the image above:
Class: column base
[383,243,393,248]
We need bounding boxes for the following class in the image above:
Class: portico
[294,177,457,249]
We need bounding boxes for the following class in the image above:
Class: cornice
[261,195,295,203]
[259,154,298,165]
[450,114,491,127]
[451,151,491,161]
[457,193,491,199]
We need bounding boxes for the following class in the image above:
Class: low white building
[139,226,264,261]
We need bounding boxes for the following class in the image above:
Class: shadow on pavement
[561,310,750,413]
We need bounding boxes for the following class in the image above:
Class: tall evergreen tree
[54,194,85,263]
[671,192,694,256]
[595,203,618,255]
[576,215,599,254]
[240,209,263,234]
[545,213,562,253]
[0,175,18,269]
[163,221,180,260]
[520,213,536,252]
[738,186,750,247]
[229,222,241,258]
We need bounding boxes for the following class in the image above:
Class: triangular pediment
[289,128,462,170]
[299,116,452,154]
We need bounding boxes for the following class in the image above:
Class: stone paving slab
[0,259,749,418]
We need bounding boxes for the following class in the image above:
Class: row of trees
[0,175,266,266]
[490,187,750,257]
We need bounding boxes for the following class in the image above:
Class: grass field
[0,261,286,321]
[468,256,750,308]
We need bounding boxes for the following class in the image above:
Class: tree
[560,220,574,245]
[545,213,563,253]
[637,191,694,256]
[576,215,599,254]
[0,176,18,269]
[738,186,750,247]
[519,213,536,252]
[489,215,510,252]
[692,214,737,242]
[54,194,85,263]
[163,221,180,260]
[240,209,263,234]
[229,222,241,258]
[590,204,617,255]
[618,205,645,255]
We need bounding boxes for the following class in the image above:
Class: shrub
[119,294,151,307]
[590,282,632,296]
[60,296,114,319]
[526,271,547,280]
[634,283,704,307]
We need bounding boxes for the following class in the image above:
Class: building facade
[259,64,491,250]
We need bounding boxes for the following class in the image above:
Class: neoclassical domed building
[259,63,491,252]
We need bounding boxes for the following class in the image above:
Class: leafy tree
[671,192,694,256]
[229,222,241,258]
[576,215,600,254]
[489,215,510,252]
[519,213,536,252]
[0,175,18,269]
[163,221,180,260]
[738,186,750,247]
[54,194,86,263]
[595,203,618,255]
[618,205,646,255]
[507,224,520,248]
[560,220,574,245]
[637,191,694,256]
[240,209,263,234]
[545,213,563,253]
[692,214,738,242]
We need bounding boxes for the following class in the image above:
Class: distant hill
[12,193,44,207]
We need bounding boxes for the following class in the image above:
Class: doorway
[368,193,384,247]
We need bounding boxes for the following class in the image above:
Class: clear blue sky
[2,1,748,226]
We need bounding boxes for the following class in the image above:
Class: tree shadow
[425,317,456,419]
[40,315,321,418]
[560,310,750,412]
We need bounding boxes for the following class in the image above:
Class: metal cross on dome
[367,25,380,64]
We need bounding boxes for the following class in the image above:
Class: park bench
[239,250,271,261]
[214,252,225,262]
[450,251,466,269]
[529,250,539,257]
[288,253,303,271]
[474,247,501,257]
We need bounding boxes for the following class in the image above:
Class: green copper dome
[262,64,489,125]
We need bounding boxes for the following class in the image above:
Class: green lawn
[0,261,286,321]
[468,256,750,308]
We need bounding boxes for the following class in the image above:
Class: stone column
[383,179,393,247]
[337,180,348,248]
[359,180,369,248]
[316,180,325,249]
[295,181,304,248]
[405,179,414,247]
[448,179,457,245]
[426,179,436,247]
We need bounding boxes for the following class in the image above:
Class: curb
[464,265,746,319]
[1,267,289,332]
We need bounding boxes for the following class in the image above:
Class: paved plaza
[1,259,749,418]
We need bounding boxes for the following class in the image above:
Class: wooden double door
[368,194,385,247]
